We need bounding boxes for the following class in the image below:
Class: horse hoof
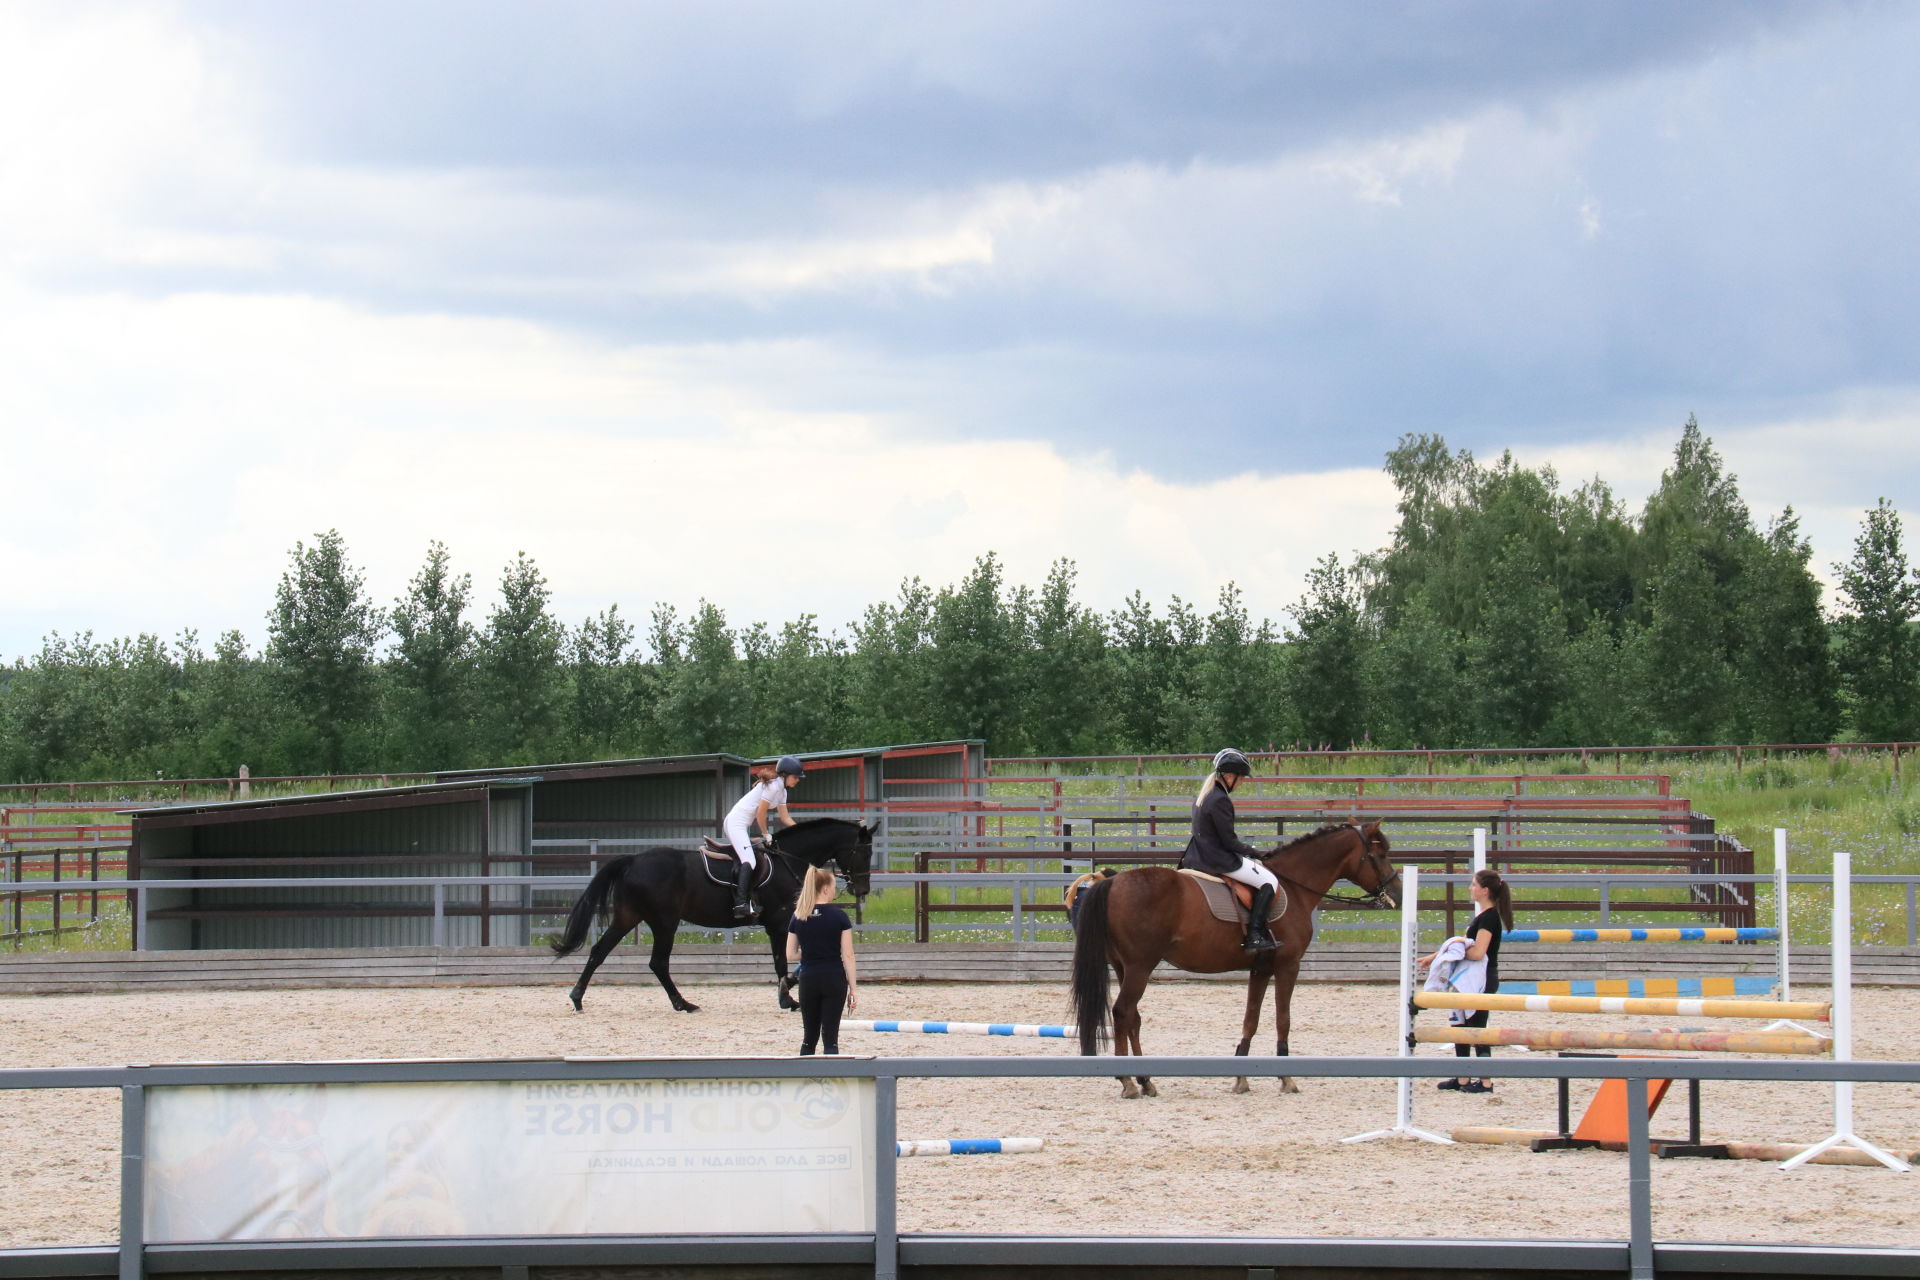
[1279,1077,1301,1094]
[1119,1080,1142,1100]
[568,991,584,1012]
[1139,1079,1159,1097]
[1230,1077,1250,1094]
[676,1002,701,1014]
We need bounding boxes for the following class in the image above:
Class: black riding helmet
[1211,748,1253,778]
[776,754,806,779]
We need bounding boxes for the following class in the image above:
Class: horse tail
[550,855,633,957]
[1069,872,1115,1055]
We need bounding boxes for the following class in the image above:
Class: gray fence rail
[4,871,1919,948]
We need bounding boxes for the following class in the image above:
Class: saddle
[1177,868,1288,927]
[698,837,778,890]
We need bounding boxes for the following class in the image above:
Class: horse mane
[1274,823,1351,853]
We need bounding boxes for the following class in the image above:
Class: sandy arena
[3,978,1917,1249]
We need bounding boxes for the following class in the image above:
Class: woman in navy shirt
[784,867,858,1055]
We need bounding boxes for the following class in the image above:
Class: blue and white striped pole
[897,1137,1045,1157]
[847,1020,1075,1039]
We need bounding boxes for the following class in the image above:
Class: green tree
[654,601,750,753]
[388,541,476,769]
[1547,615,1649,746]
[568,605,640,756]
[1461,541,1566,746]
[1286,554,1367,749]
[1728,511,1839,742]
[756,614,847,754]
[925,553,1024,747]
[845,579,932,745]
[1834,498,1920,740]
[1107,592,1179,752]
[1365,594,1462,748]
[476,552,564,759]
[1641,548,1733,743]
[265,530,386,772]
[1024,559,1110,754]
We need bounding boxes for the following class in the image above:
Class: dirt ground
[3,979,1917,1250]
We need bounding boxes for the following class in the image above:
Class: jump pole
[897,1137,1044,1157]
[1472,827,1486,876]
[1342,864,1451,1146]
[1780,849,1910,1172]
[846,1021,1075,1038]
[1766,828,1827,1038]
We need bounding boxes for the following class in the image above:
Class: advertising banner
[142,1074,874,1240]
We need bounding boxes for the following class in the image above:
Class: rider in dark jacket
[1180,748,1279,952]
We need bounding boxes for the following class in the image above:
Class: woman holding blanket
[785,867,858,1056]
[1418,868,1514,1092]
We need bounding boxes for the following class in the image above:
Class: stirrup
[1242,928,1278,953]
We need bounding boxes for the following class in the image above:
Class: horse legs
[767,917,800,1012]
[1111,961,1158,1099]
[1271,956,1302,1093]
[1231,955,1275,1094]
[569,908,637,1012]
[645,915,700,1013]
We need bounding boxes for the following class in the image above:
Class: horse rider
[1179,747,1279,953]
[724,755,806,918]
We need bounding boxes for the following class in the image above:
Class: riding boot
[1242,884,1278,953]
[732,860,756,919]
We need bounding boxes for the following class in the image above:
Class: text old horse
[1069,821,1400,1098]
[551,818,875,1013]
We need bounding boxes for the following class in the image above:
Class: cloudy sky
[3,0,1916,658]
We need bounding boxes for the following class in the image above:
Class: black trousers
[798,967,849,1055]
[1454,980,1497,1059]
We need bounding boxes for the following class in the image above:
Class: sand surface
[3,978,1917,1249]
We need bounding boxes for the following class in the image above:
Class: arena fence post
[119,1084,145,1280]
[1626,1075,1653,1280]
[874,1073,898,1280]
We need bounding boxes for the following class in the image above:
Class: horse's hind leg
[570,910,636,1012]
[1113,963,1157,1098]
[1272,956,1302,1093]
[646,915,699,1013]
[1232,957,1274,1094]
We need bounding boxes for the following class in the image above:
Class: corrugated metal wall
[146,793,506,950]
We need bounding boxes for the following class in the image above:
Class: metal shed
[127,779,535,951]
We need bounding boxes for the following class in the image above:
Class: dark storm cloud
[213,0,1817,186]
[42,0,1920,479]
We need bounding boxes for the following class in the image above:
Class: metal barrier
[6,871,1920,950]
[2,1052,1914,1280]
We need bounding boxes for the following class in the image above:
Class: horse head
[1343,820,1400,909]
[773,818,874,903]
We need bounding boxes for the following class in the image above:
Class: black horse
[550,818,875,1013]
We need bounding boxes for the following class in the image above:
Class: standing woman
[723,755,806,919]
[1437,868,1514,1092]
[1178,748,1279,953]
[785,867,858,1055]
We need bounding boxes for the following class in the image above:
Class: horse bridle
[1276,823,1400,907]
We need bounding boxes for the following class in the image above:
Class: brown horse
[1068,822,1399,1098]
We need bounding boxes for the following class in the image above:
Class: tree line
[3,418,1917,782]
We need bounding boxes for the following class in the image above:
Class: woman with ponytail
[784,867,857,1055]
[1421,868,1514,1092]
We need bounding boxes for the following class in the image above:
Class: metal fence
[1,1052,1914,1280]
[5,871,1918,951]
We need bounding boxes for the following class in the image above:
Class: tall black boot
[732,860,756,919]
[1242,884,1278,953]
